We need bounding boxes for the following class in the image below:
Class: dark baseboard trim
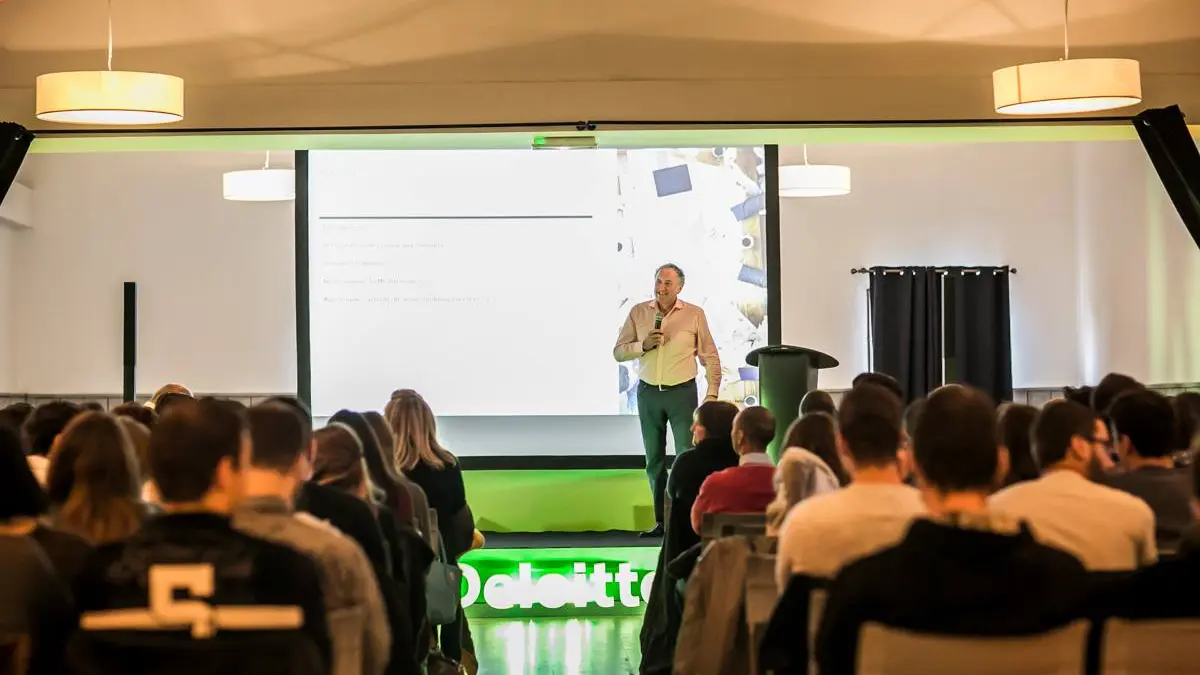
[459,454,676,471]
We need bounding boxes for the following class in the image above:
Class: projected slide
[308,149,768,424]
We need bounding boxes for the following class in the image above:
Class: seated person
[666,401,740,558]
[22,400,82,486]
[775,384,923,584]
[691,406,777,534]
[638,401,740,675]
[0,425,79,675]
[1095,455,1200,619]
[235,403,392,675]
[990,400,1156,571]
[1104,389,1194,554]
[72,399,332,674]
[799,390,836,417]
[816,385,1088,675]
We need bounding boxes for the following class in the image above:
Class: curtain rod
[850,266,1016,275]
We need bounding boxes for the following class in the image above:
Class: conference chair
[1101,618,1200,675]
[855,621,1089,675]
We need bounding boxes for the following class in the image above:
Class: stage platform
[461,529,660,619]
[463,469,657,533]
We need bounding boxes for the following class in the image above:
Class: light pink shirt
[613,298,721,398]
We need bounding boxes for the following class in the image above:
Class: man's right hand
[643,330,664,351]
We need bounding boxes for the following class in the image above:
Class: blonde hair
[766,447,841,536]
[385,390,456,471]
[52,412,144,544]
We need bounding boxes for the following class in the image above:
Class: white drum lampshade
[779,163,851,198]
[993,58,1141,115]
[36,70,184,125]
[223,168,295,202]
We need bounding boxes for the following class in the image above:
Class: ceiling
[2,0,1199,131]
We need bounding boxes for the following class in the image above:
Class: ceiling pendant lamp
[35,0,183,125]
[993,0,1141,115]
[223,153,295,202]
[779,146,851,198]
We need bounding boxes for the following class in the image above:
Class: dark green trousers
[637,380,698,524]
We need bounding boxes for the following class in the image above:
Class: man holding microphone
[614,263,722,537]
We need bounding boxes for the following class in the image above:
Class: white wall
[11,152,296,394]
[8,142,1197,397]
[779,140,1200,390]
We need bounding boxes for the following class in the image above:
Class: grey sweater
[233,496,390,675]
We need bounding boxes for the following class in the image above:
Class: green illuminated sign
[459,546,659,617]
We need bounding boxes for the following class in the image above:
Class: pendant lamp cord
[1065,0,1075,60]
[106,0,114,70]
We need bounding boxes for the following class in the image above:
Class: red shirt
[691,453,776,533]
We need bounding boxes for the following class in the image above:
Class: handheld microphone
[646,312,664,351]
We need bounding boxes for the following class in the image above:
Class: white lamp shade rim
[223,169,296,202]
[993,58,1141,115]
[778,164,852,197]
[36,70,184,125]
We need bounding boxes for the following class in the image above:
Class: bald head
[733,406,776,455]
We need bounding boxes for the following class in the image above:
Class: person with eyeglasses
[990,400,1157,571]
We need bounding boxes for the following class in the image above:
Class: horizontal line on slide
[318,215,592,221]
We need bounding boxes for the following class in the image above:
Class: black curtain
[868,267,942,403]
[947,267,1014,403]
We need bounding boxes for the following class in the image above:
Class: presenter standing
[614,263,721,537]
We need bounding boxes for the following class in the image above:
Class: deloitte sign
[458,548,659,617]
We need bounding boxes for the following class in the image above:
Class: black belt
[639,380,695,391]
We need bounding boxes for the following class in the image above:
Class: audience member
[997,403,1040,487]
[1105,389,1194,553]
[1171,391,1200,452]
[386,390,472,666]
[111,401,158,429]
[664,401,740,558]
[1096,452,1200,620]
[638,400,740,675]
[775,384,921,583]
[331,410,416,529]
[117,417,153,490]
[47,412,147,544]
[1091,372,1145,414]
[1062,385,1094,408]
[237,403,393,675]
[22,400,82,485]
[815,385,1088,675]
[0,425,93,582]
[312,422,434,672]
[852,372,904,401]
[766,447,841,536]
[781,411,850,486]
[0,401,34,433]
[145,383,193,417]
[270,397,394,595]
[799,389,836,417]
[0,426,77,675]
[990,400,1156,570]
[690,406,777,533]
[71,398,333,672]
[365,410,434,545]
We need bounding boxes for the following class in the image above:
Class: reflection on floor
[472,616,643,675]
